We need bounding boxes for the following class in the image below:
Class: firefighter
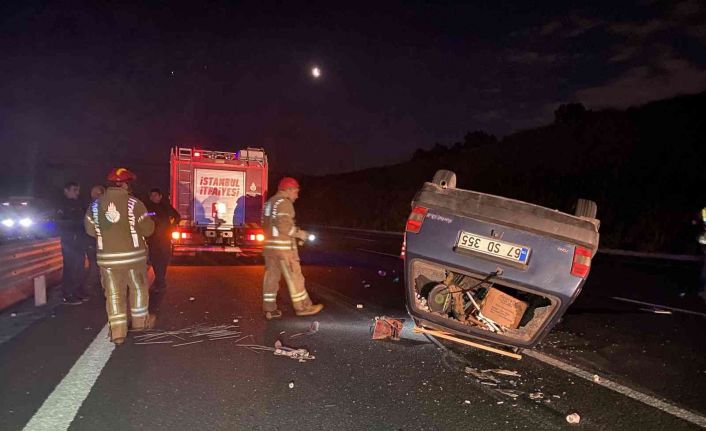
[262,177,323,319]
[84,168,155,344]
[145,188,180,293]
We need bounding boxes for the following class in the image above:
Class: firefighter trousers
[100,265,150,341]
[262,252,313,312]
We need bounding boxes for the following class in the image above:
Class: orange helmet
[107,167,136,182]
[278,177,300,191]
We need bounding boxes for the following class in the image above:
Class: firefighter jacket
[84,187,155,268]
[262,192,301,257]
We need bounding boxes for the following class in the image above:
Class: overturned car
[404,170,600,350]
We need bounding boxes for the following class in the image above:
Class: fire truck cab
[169,147,268,256]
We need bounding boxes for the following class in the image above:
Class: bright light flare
[256,233,265,242]
[2,219,14,228]
[311,67,321,79]
[19,218,32,227]
[308,234,316,242]
[171,231,180,240]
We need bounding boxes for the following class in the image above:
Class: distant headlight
[308,234,316,242]
[2,218,14,228]
[19,218,33,228]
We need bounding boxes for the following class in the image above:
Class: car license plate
[455,231,531,265]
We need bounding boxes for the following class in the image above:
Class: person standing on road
[85,185,105,297]
[56,181,89,305]
[261,177,323,319]
[145,188,180,294]
[84,168,155,345]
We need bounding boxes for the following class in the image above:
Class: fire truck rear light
[405,206,428,233]
[193,151,201,157]
[249,234,256,241]
[256,234,265,242]
[571,246,592,278]
[181,232,191,239]
[400,234,406,259]
[171,231,180,240]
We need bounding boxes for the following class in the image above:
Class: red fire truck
[169,147,268,255]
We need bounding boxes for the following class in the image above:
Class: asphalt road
[0,229,704,430]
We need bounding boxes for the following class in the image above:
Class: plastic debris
[288,381,295,389]
[392,277,400,283]
[371,316,404,340]
[233,319,239,323]
[357,304,364,309]
[529,392,544,400]
[189,297,195,301]
[640,307,672,315]
[566,413,581,424]
[10,313,17,317]
[593,374,601,383]
[464,400,471,405]
[464,367,499,383]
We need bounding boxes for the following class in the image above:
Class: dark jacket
[56,197,86,243]
[145,200,181,246]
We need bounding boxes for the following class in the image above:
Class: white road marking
[23,324,114,431]
[356,248,401,258]
[610,296,706,318]
[524,349,706,428]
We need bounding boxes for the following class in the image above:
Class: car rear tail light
[405,206,428,233]
[171,231,180,240]
[400,234,406,259]
[571,246,592,278]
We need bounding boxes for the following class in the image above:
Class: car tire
[431,170,457,189]
[574,198,597,219]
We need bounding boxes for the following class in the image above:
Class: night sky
[1,0,705,194]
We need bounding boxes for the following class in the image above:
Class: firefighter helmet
[107,167,137,182]
[278,177,300,191]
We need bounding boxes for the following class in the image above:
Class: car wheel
[574,198,597,219]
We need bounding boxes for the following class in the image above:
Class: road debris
[496,389,522,399]
[483,369,521,377]
[529,392,544,400]
[593,374,601,383]
[464,367,499,383]
[189,297,195,301]
[357,304,364,309]
[463,400,471,405]
[173,340,204,348]
[290,321,320,339]
[371,316,404,341]
[288,381,295,389]
[133,323,243,346]
[274,340,315,362]
[378,270,387,277]
[566,413,581,424]
[10,313,17,317]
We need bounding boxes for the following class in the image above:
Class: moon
[311,66,321,79]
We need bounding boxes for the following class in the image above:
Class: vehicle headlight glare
[2,218,14,228]
[19,218,33,227]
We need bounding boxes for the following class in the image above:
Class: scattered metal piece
[529,392,544,400]
[483,369,521,377]
[496,389,522,399]
[639,308,673,315]
[135,341,174,345]
[274,340,315,361]
[173,340,204,347]
[480,381,498,386]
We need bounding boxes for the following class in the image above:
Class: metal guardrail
[0,238,62,307]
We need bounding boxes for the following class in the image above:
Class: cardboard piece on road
[480,288,528,329]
